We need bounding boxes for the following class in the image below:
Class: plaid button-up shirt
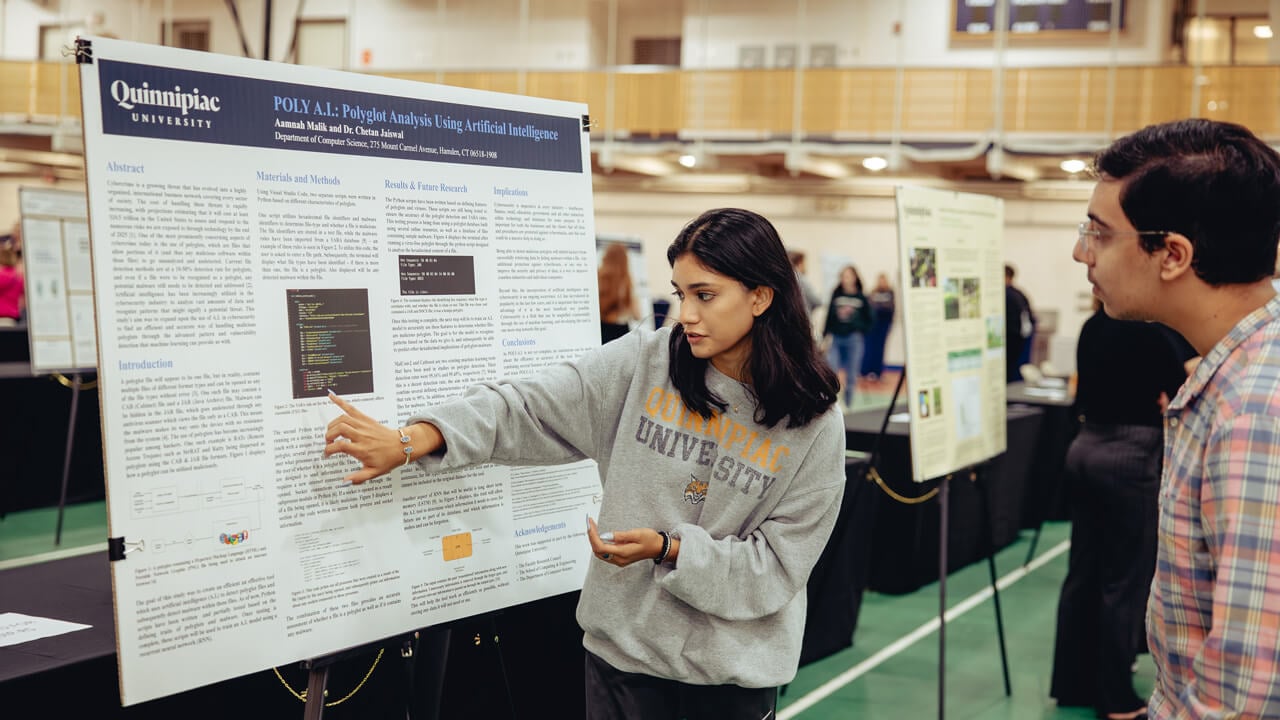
[1150,293,1280,719]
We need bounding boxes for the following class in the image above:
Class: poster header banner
[95,59,584,174]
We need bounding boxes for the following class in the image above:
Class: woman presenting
[325,208,845,719]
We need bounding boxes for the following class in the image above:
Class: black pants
[585,651,777,720]
[1050,423,1161,715]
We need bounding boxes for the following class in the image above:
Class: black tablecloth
[798,457,878,666]
[0,551,115,682]
[0,552,440,719]
[844,403,1044,595]
[1006,381,1078,527]
[0,325,29,362]
[0,362,105,515]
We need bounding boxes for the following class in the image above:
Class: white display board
[18,186,96,372]
[78,36,600,705]
[894,186,1007,482]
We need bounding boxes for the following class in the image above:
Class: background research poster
[18,186,95,373]
[894,186,1007,483]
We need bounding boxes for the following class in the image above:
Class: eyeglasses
[1076,222,1172,252]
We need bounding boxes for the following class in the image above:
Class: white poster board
[894,186,1007,482]
[78,36,600,705]
[18,187,96,373]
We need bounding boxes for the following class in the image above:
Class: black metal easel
[273,633,409,720]
[860,371,1012,720]
[53,371,93,545]
[928,467,1013,720]
[278,625,455,720]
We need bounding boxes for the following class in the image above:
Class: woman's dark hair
[666,208,839,428]
[1094,118,1280,285]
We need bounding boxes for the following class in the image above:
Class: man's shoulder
[1207,333,1280,417]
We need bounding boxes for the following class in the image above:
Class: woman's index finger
[328,390,364,418]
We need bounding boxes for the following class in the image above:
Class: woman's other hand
[586,517,669,567]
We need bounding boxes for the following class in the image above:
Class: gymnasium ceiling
[0,122,1099,201]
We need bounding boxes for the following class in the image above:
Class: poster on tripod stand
[894,186,1007,482]
[18,186,95,373]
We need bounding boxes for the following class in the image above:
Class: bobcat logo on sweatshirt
[683,474,708,505]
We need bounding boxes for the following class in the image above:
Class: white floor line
[779,538,1071,720]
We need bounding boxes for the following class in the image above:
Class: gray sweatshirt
[408,325,846,688]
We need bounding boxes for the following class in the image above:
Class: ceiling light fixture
[861,156,888,172]
[1255,25,1273,39]
[678,154,697,168]
[1059,159,1087,174]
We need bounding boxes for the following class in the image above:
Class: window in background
[296,19,347,69]
[1232,17,1270,64]
[1185,15,1270,65]
[774,43,796,68]
[39,24,86,61]
[738,45,765,69]
[810,43,837,68]
[160,20,211,52]
[633,37,681,65]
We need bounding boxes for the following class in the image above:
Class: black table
[797,456,878,667]
[0,361,104,517]
[0,552,449,719]
[0,324,29,362]
[0,551,115,683]
[1006,380,1077,528]
[844,403,1044,595]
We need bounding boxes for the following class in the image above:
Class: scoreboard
[955,0,1126,36]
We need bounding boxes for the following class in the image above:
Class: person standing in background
[1050,300,1190,720]
[861,272,895,382]
[597,242,642,344]
[789,250,822,314]
[0,239,23,326]
[0,221,21,262]
[1004,263,1036,382]
[823,265,871,408]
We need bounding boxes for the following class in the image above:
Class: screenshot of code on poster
[286,288,375,398]
[399,254,476,295]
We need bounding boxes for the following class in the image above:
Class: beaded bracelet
[653,530,671,565]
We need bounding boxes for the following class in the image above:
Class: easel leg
[976,470,1012,696]
[937,476,949,720]
[304,663,330,720]
[412,626,451,720]
[55,374,81,546]
[1024,524,1042,567]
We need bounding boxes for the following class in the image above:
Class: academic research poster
[894,186,1007,482]
[18,186,95,372]
[78,37,600,705]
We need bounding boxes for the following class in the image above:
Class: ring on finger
[600,553,611,560]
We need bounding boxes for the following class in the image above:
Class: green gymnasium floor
[1,373,1153,719]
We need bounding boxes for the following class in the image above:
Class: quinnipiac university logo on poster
[108,76,222,130]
